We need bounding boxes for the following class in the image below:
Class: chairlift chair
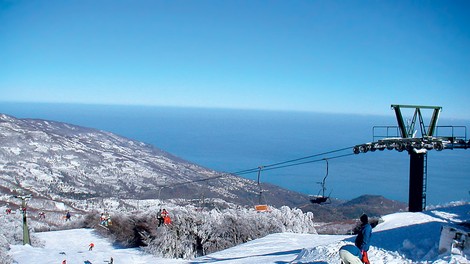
[309,195,329,204]
[309,159,331,204]
[255,204,270,212]
[254,166,271,212]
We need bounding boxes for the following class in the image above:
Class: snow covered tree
[143,205,317,259]
[0,206,38,264]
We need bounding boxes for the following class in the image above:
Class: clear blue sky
[1,0,469,118]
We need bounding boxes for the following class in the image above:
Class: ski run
[7,203,470,264]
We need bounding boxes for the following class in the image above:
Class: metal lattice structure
[353,105,469,212]
[13,194,32,245]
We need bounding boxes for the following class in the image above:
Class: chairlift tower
[353,105,469,212]
[13,194,32,245]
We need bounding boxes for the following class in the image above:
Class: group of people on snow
[26,206,370,264]
[100,212,112,227]
[157,208,171,227]
[339,213,372,264]
[5,207,48,220]
[4,206,24,215]
[61,243,113,264]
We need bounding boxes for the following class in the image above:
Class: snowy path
[9,228,349,264]
[190,233,349,264]
[9,228,187,264]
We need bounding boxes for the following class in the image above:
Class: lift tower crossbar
[392,104,442,139]
[353,105,469,212]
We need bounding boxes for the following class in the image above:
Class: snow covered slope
[9,203,470,264]
[0,113,309,209]
[196,203,470,263]
[9,228,187,264]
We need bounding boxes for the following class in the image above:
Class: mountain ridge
[0,113,406,221]
[0,114,306,205]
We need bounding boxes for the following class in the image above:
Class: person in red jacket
[161,209,172,225]
[89,242,94,251]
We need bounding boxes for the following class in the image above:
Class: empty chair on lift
[254,166,270,212]
[309,158,331,204]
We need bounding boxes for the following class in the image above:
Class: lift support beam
[408,151,425,212]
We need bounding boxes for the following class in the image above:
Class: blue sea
[1,102,469,206]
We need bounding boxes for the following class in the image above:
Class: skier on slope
[39,211,46,219]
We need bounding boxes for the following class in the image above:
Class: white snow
[9,229,187,264]
[373,211,446,232]
[2,146,21,155]
[8,204,470,264]
[54,201,67,211]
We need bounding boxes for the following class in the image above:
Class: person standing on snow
[89,242,94,251]
[355,214,372,264]
[157,209,164,227]
[39,211,46,219]
[339,244,363,264]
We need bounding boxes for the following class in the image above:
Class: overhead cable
[158,145,355,189]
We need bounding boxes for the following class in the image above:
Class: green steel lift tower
[14,194,32,245]
[353,105,469,212]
